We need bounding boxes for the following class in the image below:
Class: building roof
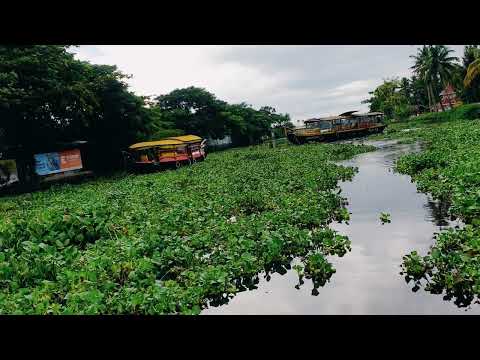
[440,84,456,96]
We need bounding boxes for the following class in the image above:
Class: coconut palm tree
[464,47,480,88]
[411,45,459,112]
[411,46,435,111]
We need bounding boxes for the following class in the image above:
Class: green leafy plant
[380,212,391,224]
[0,141,373,314]
[389,111,480,307]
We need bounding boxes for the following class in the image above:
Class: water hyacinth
[0,142,373,314]
[393,118,480,307]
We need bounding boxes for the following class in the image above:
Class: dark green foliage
[362,78,416,120]
[154,87,229,140]
[304,253,336,291]
[153,88,291,147]
[457,45,480,104]
[402,226,480,307]
[403,103,480,124]
[0,46,152,172]
[380,212,391,224]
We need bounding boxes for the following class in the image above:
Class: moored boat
[286,111,386,144]
[125,135,207,172]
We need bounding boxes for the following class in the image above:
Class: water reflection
[202,140,480,314]
[424,198,458,227]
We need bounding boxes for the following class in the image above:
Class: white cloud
[71,45,295,106]
[70,45,466,122]
[330,80,378,97]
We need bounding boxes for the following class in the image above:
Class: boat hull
[287,124,386,144]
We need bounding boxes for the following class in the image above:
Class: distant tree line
[362,45,480,120]
[149,87,293,146]
[0,45,292,172]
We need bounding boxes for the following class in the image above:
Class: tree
[261,106,292,129]
[222,103,274,146]
[464,46,480,91]
[399,77,412,101]
[0,46,152,172]
[362,78,412,120]
[153,87,291,146]
[154,87,229,139]
[144,104,184,140]
[411,46,434,111]
[82,64,152,171]
[0,45,85,147]
[410,75,430,113]
[410,45,458,112]
[465,59,480,88]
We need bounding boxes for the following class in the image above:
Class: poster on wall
[0,159,19,188]
[34,149,83,176]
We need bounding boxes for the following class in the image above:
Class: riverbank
[372,112,480,308]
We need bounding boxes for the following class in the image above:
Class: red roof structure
[440,84,456,97]
[434,84,462,111]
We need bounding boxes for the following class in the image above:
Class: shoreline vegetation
[372,104,480,307]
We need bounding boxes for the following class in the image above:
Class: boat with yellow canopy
[125,135,206,171]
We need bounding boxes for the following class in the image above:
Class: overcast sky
[71,45,465,125]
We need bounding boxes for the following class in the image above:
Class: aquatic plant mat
[0,142,374,314]
[385,116,480,308]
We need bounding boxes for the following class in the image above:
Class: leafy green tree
[465,58,480,88]
[0,45,87,148]
[82,64,152,171]
[144,104,184,140]
[362,78,412,120]
[409,75,430,113]
[0,45,152,172]
[222,103,271,146]
[153,87,291,146]
[154,87,229,139]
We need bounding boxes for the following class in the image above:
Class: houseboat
[286,111,386,144]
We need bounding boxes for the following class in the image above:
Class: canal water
[203,139,480,315]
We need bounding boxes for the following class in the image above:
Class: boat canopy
[128,135,204,150]
[167,135,203,143]
[339,110,359,117]
[359,112,384,116]
[129,139,185,150]
[303,111,384,124]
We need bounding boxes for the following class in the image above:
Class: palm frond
[464,58,480,88]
